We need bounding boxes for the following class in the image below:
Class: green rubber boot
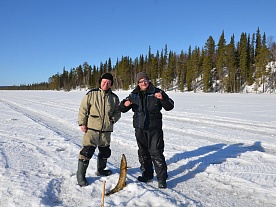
[76,159,89,187]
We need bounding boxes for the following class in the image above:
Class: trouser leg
[96,145,112,176]
[152,153,168,180]
[138,152,154,179]
[149,129,168,181]
[136,129,154,180]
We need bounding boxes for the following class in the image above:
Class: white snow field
[0,90,275,207]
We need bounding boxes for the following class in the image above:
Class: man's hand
[124,100,131,107]
[154,92,163,100]
[79,125,87,133]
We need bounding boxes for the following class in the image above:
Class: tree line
[2,27,276,93]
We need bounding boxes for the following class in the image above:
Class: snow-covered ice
[0,90,275,207]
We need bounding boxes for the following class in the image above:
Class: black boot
[138,154,153,182]
[96,157,112,176]
[77,159,89,187]
[158,180,167,189]
[137,174,153,182]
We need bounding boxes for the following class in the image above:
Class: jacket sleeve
[111,96,121,123]
[78,93,90,126]
[119,96,132,113]
[160,91,174,111]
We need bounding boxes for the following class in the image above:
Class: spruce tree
[247,34,254,85]
[216,30,227,90]
[255,45,271,93]
[160,45,168,90]
[225,35,236,92]
[178,50,187,92]
[238,32,248,89]
[203,36,215,92]
[255,27,262,57]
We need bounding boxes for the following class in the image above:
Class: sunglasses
[138,79,149,84]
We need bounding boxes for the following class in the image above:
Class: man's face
[101,79,112,91]
[138,78,149,91]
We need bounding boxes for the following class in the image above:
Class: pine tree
[89,65,98,88]
[202,56,212,92]
[76,65,83,88]
[203,36,215,92]
[216,30,227,90]
[69,68,77,90]
[255,27,262,57]
[167,50,176,90]
[238,32,248,88]
[146,46,153,79]
[186,46,193,91]
[262,32,266,47]
[192,47,201,92]
[225,35,236,92]
[255,45,271,93]
[247,34,254,85]
[83,62,91,87]
[107,58,112,72]
[116,56,132,90]
[250,33,255,64]
[61,67,69,91]
[160,45,168,90]
[151,50,159,86]
[178,50,187,92]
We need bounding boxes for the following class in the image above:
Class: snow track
[1,90,276,207]
[0,98,81,147]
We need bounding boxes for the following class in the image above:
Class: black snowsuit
[119,82,174,181]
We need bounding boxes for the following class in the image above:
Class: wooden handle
[101,180,106,206]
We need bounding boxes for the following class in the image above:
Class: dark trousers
[135,128,168,180]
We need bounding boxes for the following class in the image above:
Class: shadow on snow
[166,141,265,188]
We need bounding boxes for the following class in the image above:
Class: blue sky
[0,0,275,86]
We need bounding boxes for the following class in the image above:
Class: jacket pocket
[88,115,102,130]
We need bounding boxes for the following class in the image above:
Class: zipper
[99,91,106,142]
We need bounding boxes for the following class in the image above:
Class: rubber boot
[76,159,89,187]
[96,157,112,176]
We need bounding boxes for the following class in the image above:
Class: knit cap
[99,73,113,86]
[136,71,149,82]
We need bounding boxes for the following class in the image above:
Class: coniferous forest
[2,28,276,93]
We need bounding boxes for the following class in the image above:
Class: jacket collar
[132,82,155,94]
[99,87,111,94]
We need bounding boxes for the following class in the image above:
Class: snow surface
[0,90,276,207]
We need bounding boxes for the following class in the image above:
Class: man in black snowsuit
[119,72,174,188]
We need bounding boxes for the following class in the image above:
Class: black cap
[99,73,114,86]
